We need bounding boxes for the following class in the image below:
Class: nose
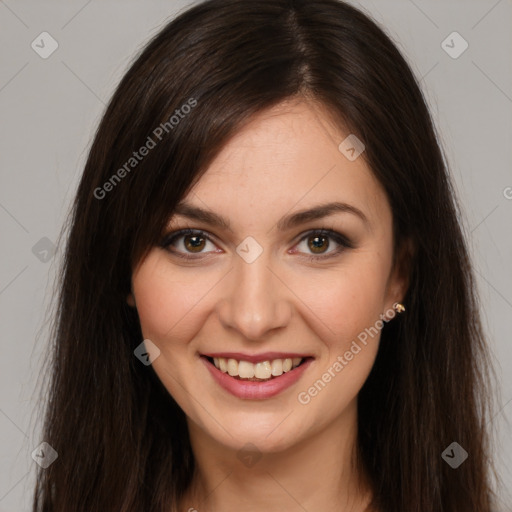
[216,250,292,341]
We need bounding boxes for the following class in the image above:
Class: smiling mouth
[203,356,311,382]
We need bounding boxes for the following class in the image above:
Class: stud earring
[393,302,405,313]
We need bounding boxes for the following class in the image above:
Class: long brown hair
[32,0,496,510]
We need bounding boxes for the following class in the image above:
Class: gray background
[0,0,511,509]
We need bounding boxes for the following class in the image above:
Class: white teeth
[271,359,283,376]
[238,360,255,378]
[255,361,272,379]
[211,356,304,379]
[227,358,238,376]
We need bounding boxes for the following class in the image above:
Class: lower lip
[201,356,313,400]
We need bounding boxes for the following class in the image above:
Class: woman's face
[129,99,406,453]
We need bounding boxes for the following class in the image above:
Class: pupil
[185,235,204,252]
[309,235,328,253]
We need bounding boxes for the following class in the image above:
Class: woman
[32,0,497,510]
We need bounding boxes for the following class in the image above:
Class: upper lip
[201,352,313,364]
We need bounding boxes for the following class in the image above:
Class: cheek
[296,257,390,342]
[131,252,216,341]
[293,262,388,414]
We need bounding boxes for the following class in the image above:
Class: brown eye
[308,234,330,254]
[183,234,206,253]
[161,229,219,258]
[294,229,353,260]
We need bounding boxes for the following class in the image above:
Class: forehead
[184,99,391,231]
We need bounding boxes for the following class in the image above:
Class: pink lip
[201,352,311,364]
[201,356,313,400]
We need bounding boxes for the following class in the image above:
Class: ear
[126,292,136,307]
[384,237,414,315]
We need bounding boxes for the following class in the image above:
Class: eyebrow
[171,200,370,232]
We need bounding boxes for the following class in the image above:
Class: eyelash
[160,228,354,262]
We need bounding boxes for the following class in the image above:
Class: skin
[128,97,408,512]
